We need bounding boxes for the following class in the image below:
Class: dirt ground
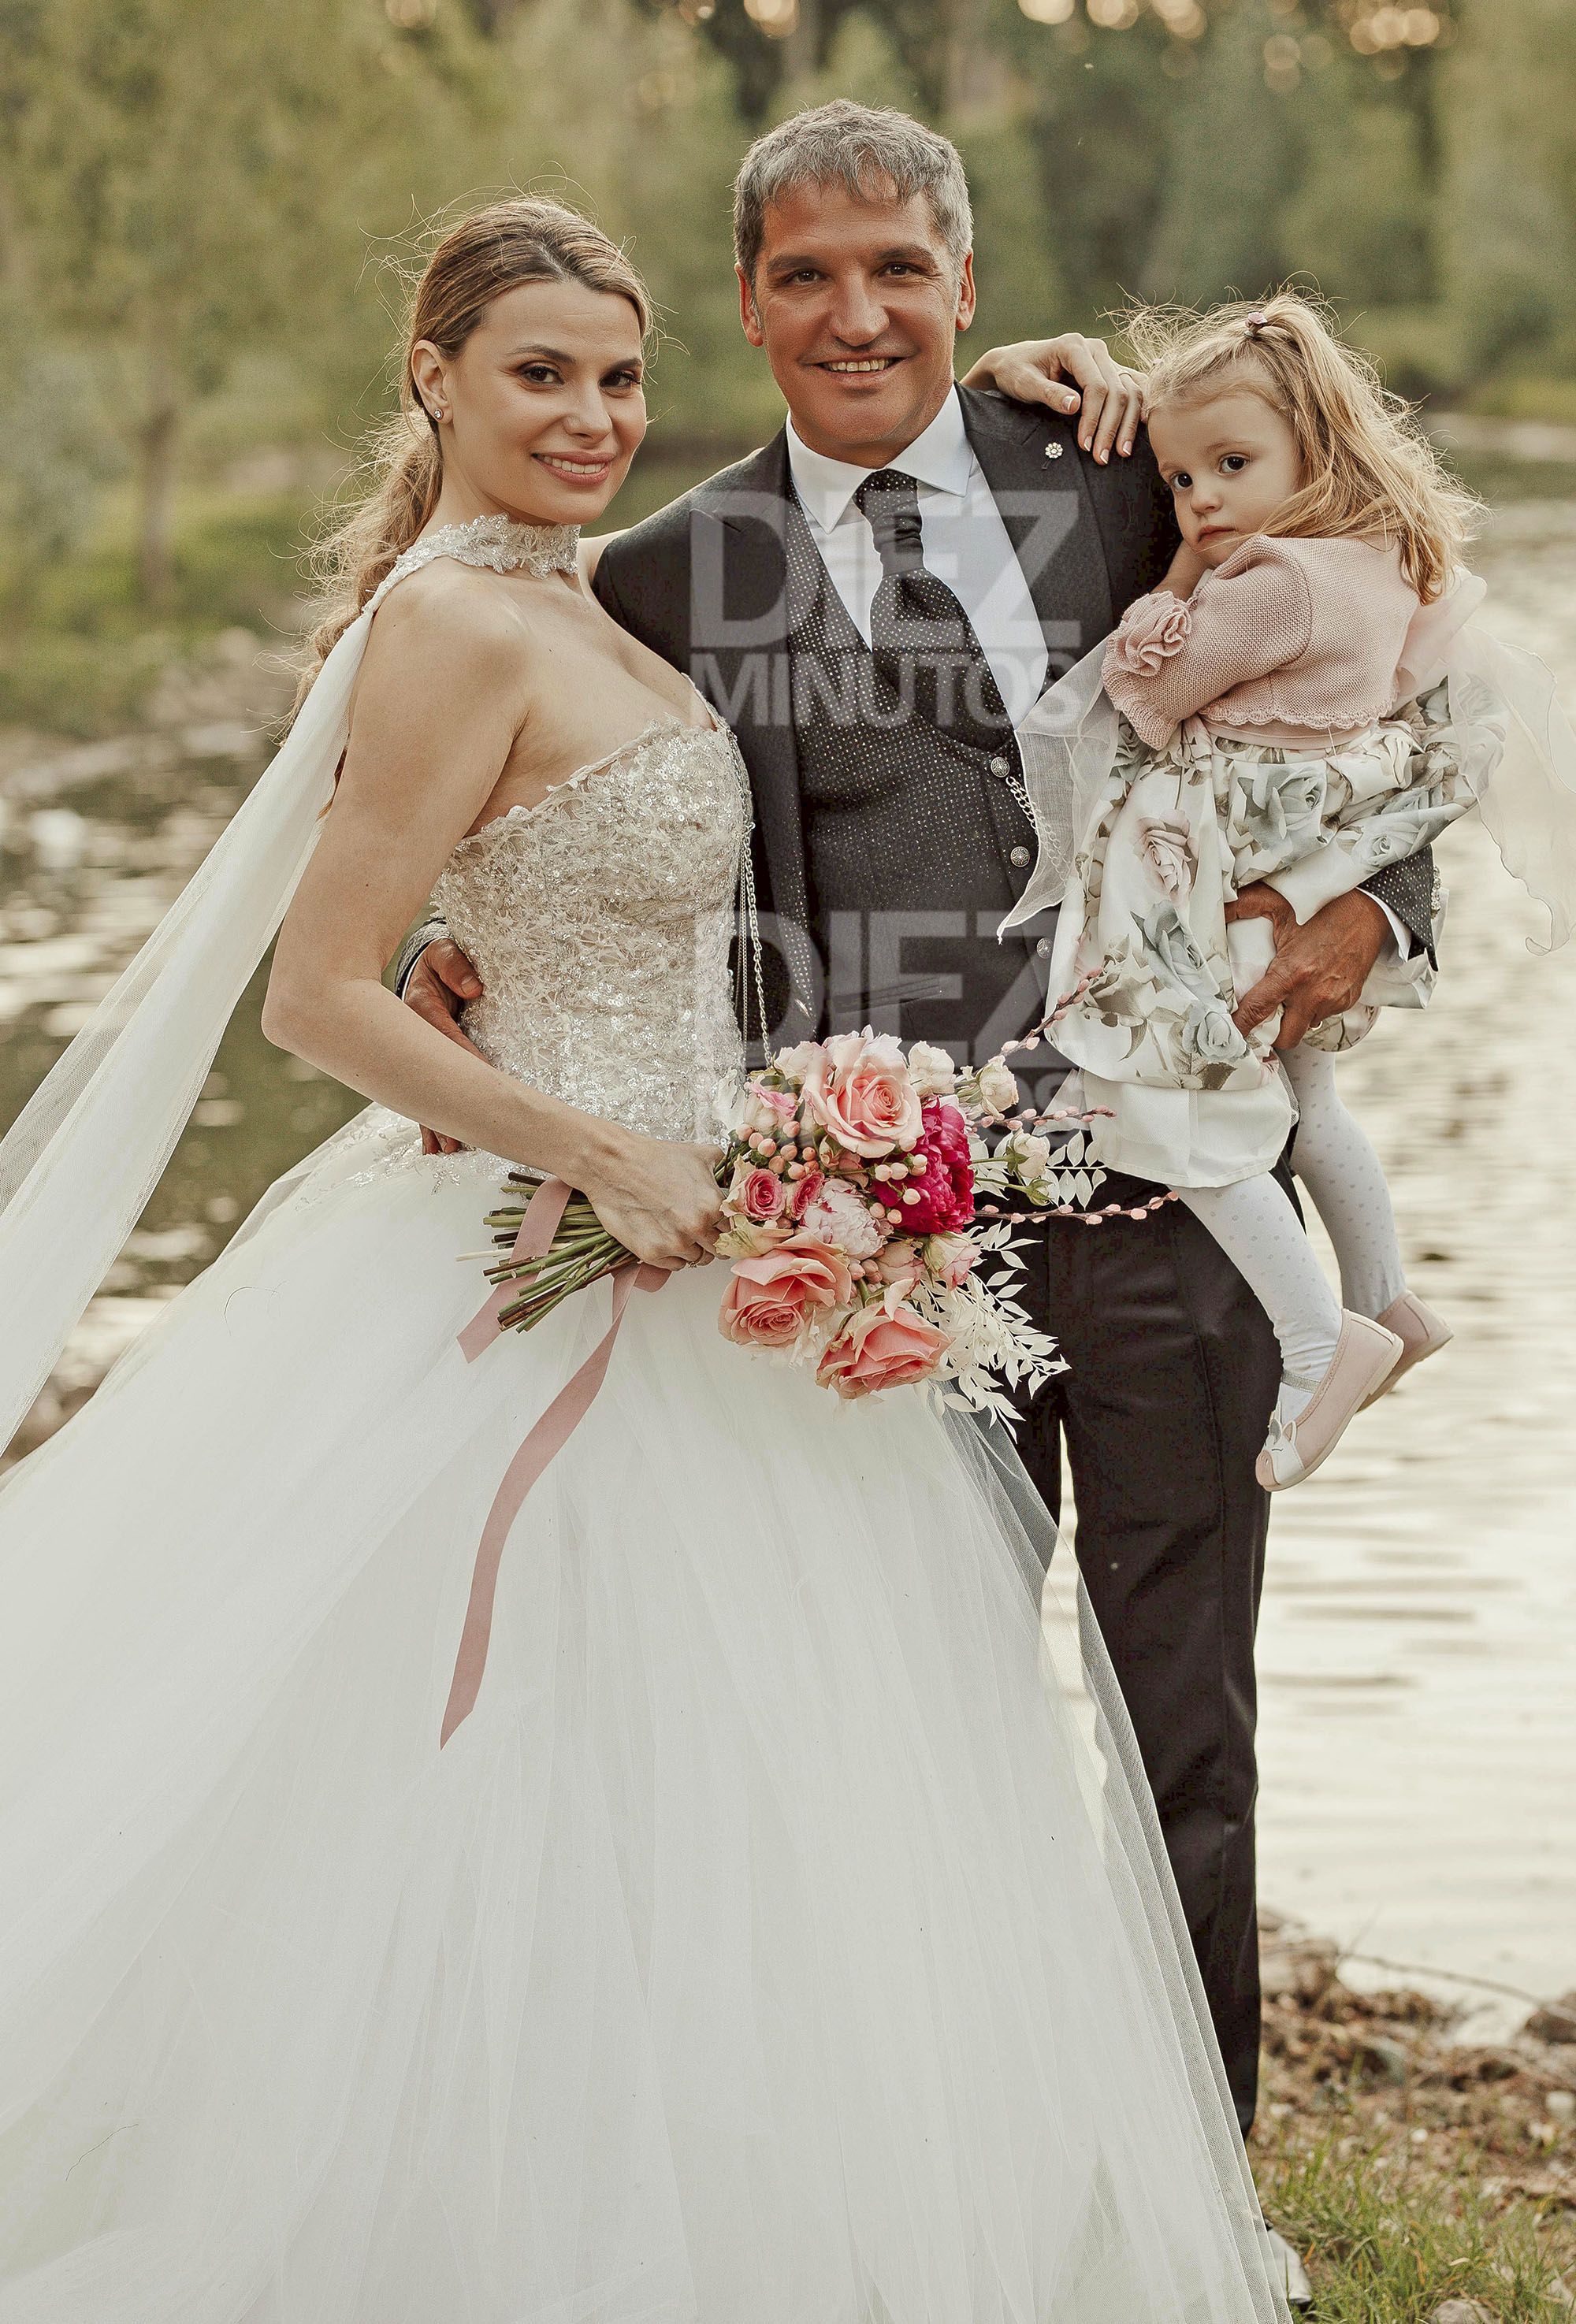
[1254,1915,1576,2314]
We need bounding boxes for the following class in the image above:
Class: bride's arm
[262,572,720,1267]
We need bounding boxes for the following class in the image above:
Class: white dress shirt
[784,388,1050,723]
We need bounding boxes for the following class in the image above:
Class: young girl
[1020,294,1518,1491]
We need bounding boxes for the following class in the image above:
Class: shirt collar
[785,385,973,531]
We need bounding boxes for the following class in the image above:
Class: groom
[398,102,1434,2152]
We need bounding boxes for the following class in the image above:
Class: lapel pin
[1044,441,1064,459]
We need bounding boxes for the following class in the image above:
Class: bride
[0,199,1288,2322]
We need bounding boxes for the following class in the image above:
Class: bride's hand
[580,1134,725,1271]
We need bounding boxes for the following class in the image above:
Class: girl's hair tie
[1245,311,1269,336]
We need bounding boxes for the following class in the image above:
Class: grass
[1258,2121,1575,2319]
[1447,448,1576,511]
[1251,1922,1576,2318]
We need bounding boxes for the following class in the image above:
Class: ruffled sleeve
[1102,536,1316,749]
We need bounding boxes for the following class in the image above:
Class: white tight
[1176,1175,1342,1392]
[1175,1045,1406,1394]
[1280,1044,1407,1320]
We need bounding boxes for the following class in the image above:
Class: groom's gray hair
[734,101,973,285]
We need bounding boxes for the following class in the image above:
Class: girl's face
[411,279,647,529]
[1148,386,1303,567]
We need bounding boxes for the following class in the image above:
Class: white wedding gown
[0,545,1288,2321]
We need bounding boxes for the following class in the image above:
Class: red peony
[875,1097,975,1235]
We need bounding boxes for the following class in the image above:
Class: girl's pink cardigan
[1102,533,1421,749]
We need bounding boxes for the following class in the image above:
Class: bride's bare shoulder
[359,558,537,703]
[577,529,623,589]
[367,555,533,643]
[348,559,539,748]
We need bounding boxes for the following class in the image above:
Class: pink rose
[876,1097,975,1235]
[751,1083,797,1115]
[731,1161,789,1225]
[1107,590,1192,678]
[741,1082,798,1136]
[1135,813,1195,902]
[924,1231,976,1288]
[718,1234,855,1349]
[788,1167,825,1222]
[801,1030,923,1159]
[816,1299,951,1399]
[873,1238,924,1291]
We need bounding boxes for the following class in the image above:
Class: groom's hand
[1228,885,1387,1050]
[402,937,487,1155]
[958,334,1147,463]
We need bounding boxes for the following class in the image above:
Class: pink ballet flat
[1255,1311,1405,1492]
[1360,1290,1453,1408]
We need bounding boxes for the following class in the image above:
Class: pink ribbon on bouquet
[442,1175,665,1747]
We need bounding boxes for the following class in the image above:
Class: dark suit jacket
[592,386,1176,1031]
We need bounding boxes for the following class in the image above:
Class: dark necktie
[853,466,1012,755]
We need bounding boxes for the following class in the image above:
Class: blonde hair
[1123,290,1478,603]
[299,197,651,696]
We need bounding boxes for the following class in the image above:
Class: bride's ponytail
[300,414,442,689]
[298,197,651,704]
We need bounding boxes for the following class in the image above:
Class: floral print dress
[1044,660,1495,1188]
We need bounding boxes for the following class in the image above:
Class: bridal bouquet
[478,1031,1063,1419]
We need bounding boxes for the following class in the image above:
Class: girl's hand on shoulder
[960,335,1147,462]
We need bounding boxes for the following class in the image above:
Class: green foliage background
[0,0,1570,707]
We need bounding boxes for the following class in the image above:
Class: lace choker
[406,514,581,579]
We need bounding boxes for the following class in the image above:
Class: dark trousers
[1012,1171,1284,2137]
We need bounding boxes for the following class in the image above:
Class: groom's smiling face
[738,178,976,469]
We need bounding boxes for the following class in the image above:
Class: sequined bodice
[432,718,749,1141]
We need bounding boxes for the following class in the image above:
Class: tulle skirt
[0,1112,1286,2322]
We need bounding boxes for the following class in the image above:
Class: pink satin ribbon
[443,1177,664,1747]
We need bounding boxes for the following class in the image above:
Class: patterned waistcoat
[781,493,1057,1065]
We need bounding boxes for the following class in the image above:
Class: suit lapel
[958,385,1115,679]
[690,433,818,1030]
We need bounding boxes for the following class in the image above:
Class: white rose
[906,1041,959,1098]
[820,1026,905,1075]
[976,1058,1020,1116]
[1005,1130,1052,1183]
[771,1040,827,1084]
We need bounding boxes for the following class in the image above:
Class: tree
[1435,0,1576,381]
[2,0,476,603]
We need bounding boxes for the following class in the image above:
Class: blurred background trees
[0,0,1571,721]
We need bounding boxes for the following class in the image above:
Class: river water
[2,501,1572,2033]
[1254,500,1576,2036]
